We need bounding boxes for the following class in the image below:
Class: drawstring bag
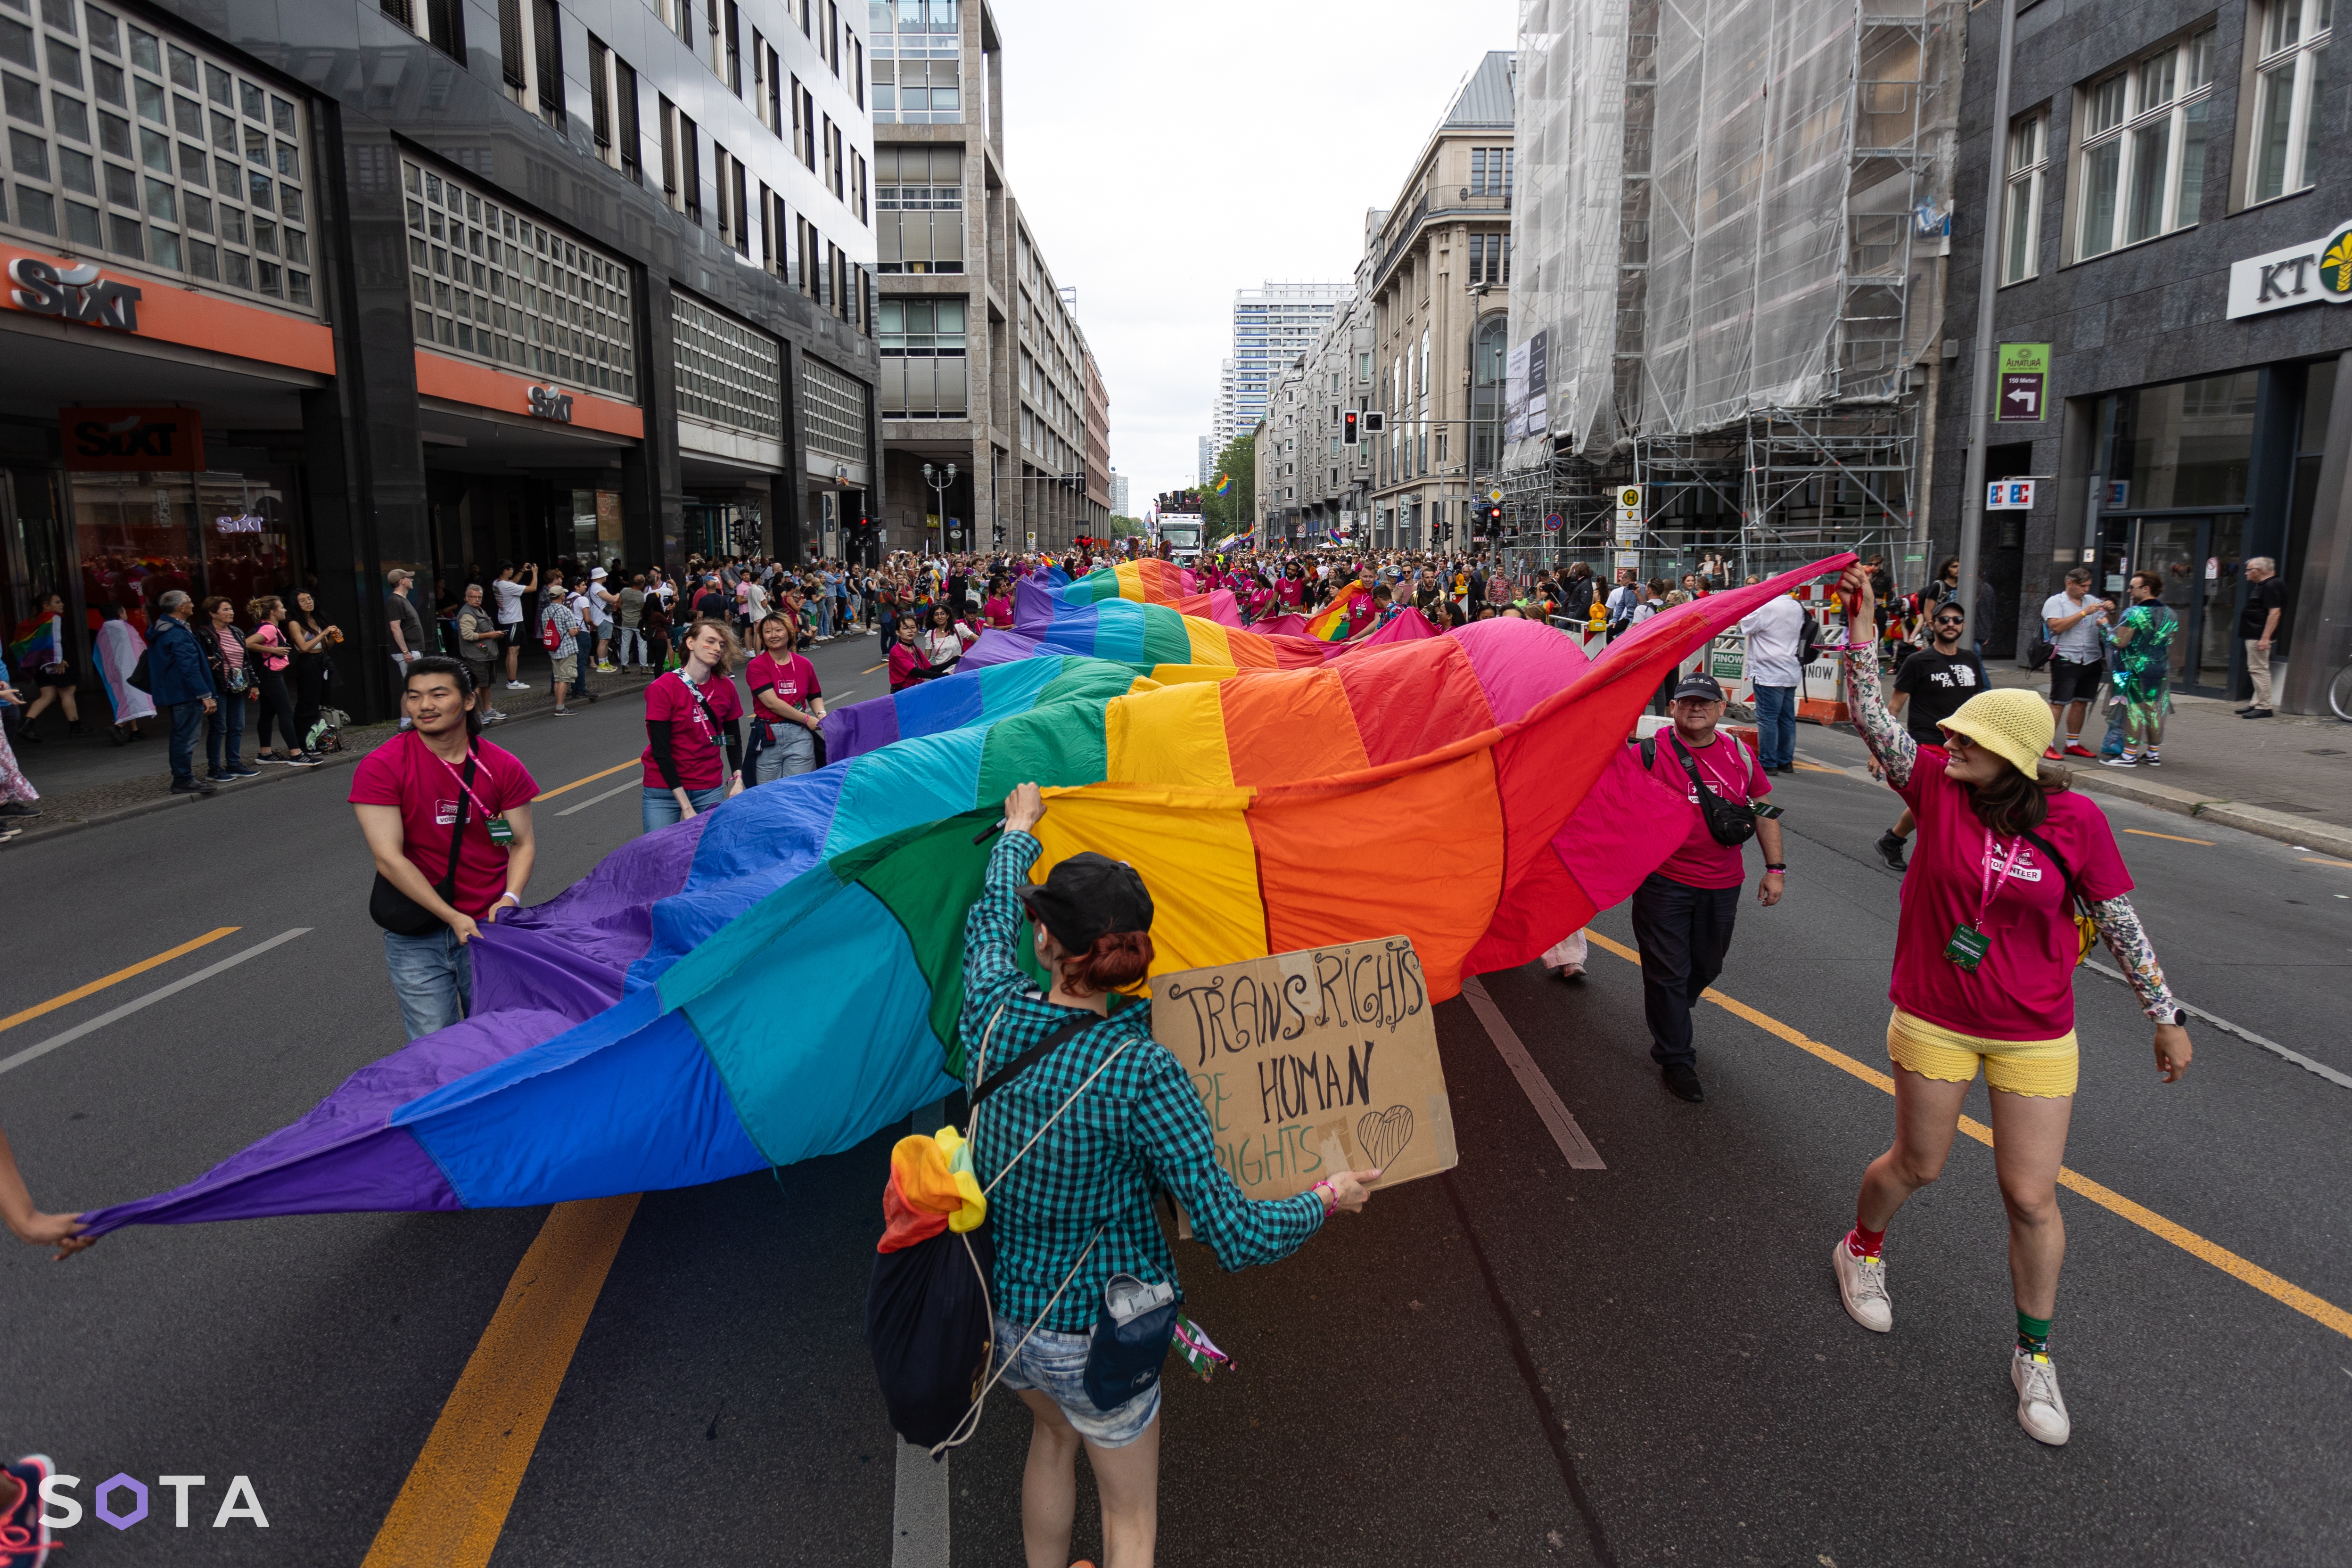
[866,1005,1132,1454]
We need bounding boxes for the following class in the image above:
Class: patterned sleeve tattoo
[1840,636,1917,788]
[2089,894,2180,1019]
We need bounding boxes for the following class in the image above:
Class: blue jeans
[382,927,473,1041]
[206,689,246,773]
[641,784,725,833]
[165,700,206,785]
[1752,683,1797,771]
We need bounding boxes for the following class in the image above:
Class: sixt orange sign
[62,406,206,472]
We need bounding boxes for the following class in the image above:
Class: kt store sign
[62,407,205,472]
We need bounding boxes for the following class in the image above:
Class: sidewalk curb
[1,675,655,850]
[2064,767,2352,858]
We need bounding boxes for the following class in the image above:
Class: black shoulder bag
[369,745,476,937]
[1643,731,1761,847]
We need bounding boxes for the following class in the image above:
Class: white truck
[1159,513,1205,565]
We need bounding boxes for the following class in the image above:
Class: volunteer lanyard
[1977,829,2026,927]
[421,731,499,821]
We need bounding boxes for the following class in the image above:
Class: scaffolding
[1504,0,1959,579]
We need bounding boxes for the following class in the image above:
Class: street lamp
[921,461,958,556]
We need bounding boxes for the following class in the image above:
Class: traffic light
[1487,505,1505,534]
[1362,411,1385,434]
[1342,409,1359,446]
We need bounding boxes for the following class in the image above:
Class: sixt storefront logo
[7,254,142,330]
[38,1471,269,1531]
[526,384,574,421]
[61,406,205,472]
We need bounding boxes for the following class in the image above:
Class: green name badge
[1944,922,1991,971]
[486,815,516,846]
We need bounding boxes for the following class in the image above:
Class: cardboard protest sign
[1150,936,1458,1202]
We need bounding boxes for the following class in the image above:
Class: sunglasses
[1942,731,1978,751]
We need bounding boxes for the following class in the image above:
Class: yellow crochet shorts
[1886,1008,2078,1098]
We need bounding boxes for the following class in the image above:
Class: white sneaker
[2012,1348,2071,1445]
[1832,1236,1892,1332]
[505,680,531,690]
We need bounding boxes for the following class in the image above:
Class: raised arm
[958,817,1043,1084]
[1835,566,1919,788]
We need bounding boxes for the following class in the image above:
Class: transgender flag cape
[80,555,1849,1233]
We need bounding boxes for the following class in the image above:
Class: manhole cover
[2308,748,2347,757]
[2245,801,2323,813]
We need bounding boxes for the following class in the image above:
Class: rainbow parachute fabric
[80,555,1850,1233]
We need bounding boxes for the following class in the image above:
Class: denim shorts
[991,1314,1160,1448]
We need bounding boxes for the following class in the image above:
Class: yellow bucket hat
[1937,687,2054,778]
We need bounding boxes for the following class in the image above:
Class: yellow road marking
[2301,856,2352,870]
[862,662,888,674]
[2124,828,2216,846]
[0,928,239,1035]
[362,1195,641,1568]
[1793,760,1845,774]
[533,760,636,803]
[1578,929,2352,1341]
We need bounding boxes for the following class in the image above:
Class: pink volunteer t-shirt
[348,732,538,920]
[639,668,745,790]
[1643,731,1773,889]
[744,650,820,726]
[1890,746,2132,1040]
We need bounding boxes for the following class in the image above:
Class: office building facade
[0,0,879,722]
[1366,50,1514,552]
[869,0,1103,554]
[1937,0,2349,710]
[1211,280,1346,451]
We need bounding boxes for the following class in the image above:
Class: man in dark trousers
[1629,673,1786,1102]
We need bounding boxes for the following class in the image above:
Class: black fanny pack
[1643,732,1758,847]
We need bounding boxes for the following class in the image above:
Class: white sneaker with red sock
[1833,1232,1892,1332]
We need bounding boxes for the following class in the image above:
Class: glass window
[2248,0,2331,204]
[0,7,309,308]
[2073,27,2218,259]
[670,290,781,435]
[2111,372,2259,509]
[403,155,636,399]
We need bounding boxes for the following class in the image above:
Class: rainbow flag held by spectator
[1213,472,1233,496]
[8,612,64,673]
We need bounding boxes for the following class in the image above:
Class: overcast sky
[993,0,1517,512]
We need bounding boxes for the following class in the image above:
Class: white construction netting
[1505,0,1957,466]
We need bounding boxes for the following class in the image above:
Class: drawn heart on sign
[1356,1104,1415,1172]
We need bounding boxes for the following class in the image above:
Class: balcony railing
[1375,190,1513,286]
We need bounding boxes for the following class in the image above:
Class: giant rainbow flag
[80,555,1848,1233]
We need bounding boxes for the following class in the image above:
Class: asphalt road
[3,676,2347,1568]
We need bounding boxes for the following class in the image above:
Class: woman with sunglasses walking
[1832,564,2191,1447]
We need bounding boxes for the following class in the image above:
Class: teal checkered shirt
[960,831,1326,1333]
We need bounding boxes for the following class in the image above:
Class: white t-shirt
[1739,594,1808,687]
[492,578,526,625]
[2041,591,2106,662]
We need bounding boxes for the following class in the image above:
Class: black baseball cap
[1671,671,1727,703]
[1019,853,1154,951]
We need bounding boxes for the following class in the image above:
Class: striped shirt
[960,832,1325,1333]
